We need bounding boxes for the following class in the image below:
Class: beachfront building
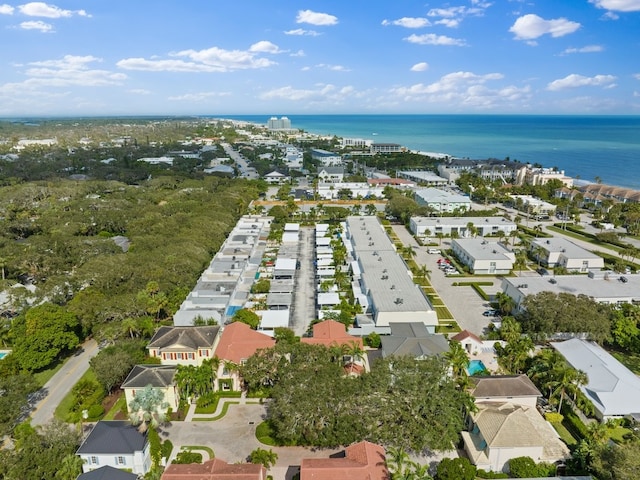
[510,195,557,217]
[451,239,515,275]
[397,170,448,187]
[501,270,640,310]
[517,166,573,187]
[530,237,604,272]
[410,216,517,240]
[311,148,342,166]
[266,116,291,130]
[437,158,526,184]
[316,182,385,200]
[551,339,640,421]
[345,216,438,334]
[414,188,471,213]
[580,183,640,205]
[370,143,404,154]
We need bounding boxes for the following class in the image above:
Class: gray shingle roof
[471,375,541,398]
[77,421,147,455]
[381,322,449,358]
[121,364,176,389]
[147,326,220,350]
[78,466,138,480]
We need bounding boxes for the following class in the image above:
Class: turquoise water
[0,352,7,360]
[224,115,640,189]
[467,359,487,376]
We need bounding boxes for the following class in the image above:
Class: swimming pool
[0,352,7,360]
[467,359,487,376]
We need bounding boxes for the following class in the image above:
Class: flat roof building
[398,170,447,186]
[452,239,515,275]
[410,216,516,239]
[530,237,604,272]
[414,188,471,213]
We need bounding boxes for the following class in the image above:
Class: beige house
[530,237,604,272]
[469,374,542,409]
[462,402,569,473]
[121,365,179,413]
[147,326,220,366]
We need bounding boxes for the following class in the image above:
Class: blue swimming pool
[467,359,487,376]
[0,352,7,360]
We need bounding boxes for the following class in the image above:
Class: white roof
[415,187,471,204]
[551,339,640,417]
[282,232,299,244]
[274,258,297,270]
[318,292,340,305]
[259,310,290,329]
[284,223,300,231]
[531,237,602,260]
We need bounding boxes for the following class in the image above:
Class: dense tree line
[241,342,473,451]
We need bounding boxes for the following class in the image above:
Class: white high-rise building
[266,116,292,130]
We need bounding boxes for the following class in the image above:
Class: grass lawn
[608,426,632,443]
[255,421,277,446]
[54,369,98,422]
[434,306,454,320]
[193,401,239,421]
[610,350,640,375]
[552,421,578,446]
[103,394,126,420]
[181,445,215,459]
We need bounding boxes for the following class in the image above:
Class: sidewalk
[184,391,257,422]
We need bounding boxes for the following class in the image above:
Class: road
[30,338,98,426]
[290,226,316,336]
[220,142,259,179]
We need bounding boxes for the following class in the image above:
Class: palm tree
[446,340,470,382]
[533,224,543,237]
[128,385,169,432]
[386,446,411,479]
[402,245,416,260]
[56,454,84,480]
[343,341,366,375]
[365,203,377,216]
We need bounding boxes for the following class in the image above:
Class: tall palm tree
[446,340,470,383]
[365,203,377,216]
[343,341,366,375]
[386,446,411,479]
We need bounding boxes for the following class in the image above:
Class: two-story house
[121,364,179,413]
[147,326,221,366]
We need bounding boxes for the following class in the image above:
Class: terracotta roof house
[213,322,275,391]
[121,364,179,412]
[452,329,484,356]
[147,326,221,366]
[77,466,138,480]
[470,375,541,408]
[381,322,449,359]
[461,402,569,473]
[161,458,266,480]
[300,441,388,480]
[302,320,364,349]
[76,421,151,475]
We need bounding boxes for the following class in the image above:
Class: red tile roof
[162,458,265,480]
[301,320,363,349]
[301,441,388,480]
[452,329,482,344]
[214,322,275,364]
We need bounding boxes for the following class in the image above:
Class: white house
[551,339,640,421]
[317,166,345,183]
[410,216,517,239]
[451,239,515,274]
[414,188,471,213]
[311,149,342,166]
[121,365,180,413]
[530,237,604,272]
[76,421,152,475]
[264,171,289,184]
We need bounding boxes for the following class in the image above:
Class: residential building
[451,239,515,274]
[266,116,291,130]
[451,330,484,355]
[300,441,388,480]
[302,320,363,349]
[462,402,569,472]
[397,170,447,186]
[77,466,138,480]
[341,137,371,148]
[414,188,471,213]
[501,271,640,310]
[76,421,151,475]
[121,365,179,412]
[437,158,526,184]
[517,166,573,187]
[311,148,342,166]
[530,237,604,272]
[316,182,385,200]
[551,339,640,421]
[345,216,438,333]
[580,183,640,205]
[263,170,289,184]
[469,375,542,408]
[370,143,404,154]
[162,458,266,480]
[381,322,449,359]
[367,178,416,189]
[147,326,220,366]
[410,216,517,239]
[510,195,557,217]
[317,165,345,183]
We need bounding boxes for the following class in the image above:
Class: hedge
[561,403,589,440]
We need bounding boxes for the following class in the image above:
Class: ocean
[223,115,640,190]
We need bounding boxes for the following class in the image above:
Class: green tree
[435,457,476,480]
[508,456,540,477]
[55,454,84,480]
[11,303,80,371]
[249,447,278,469]
[445,340,470,383]
[90,347,137,394]
[128,385,169,432]
[387,446,411,479]
[232,309,260,329]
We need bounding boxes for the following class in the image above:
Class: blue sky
[1,1,639,115]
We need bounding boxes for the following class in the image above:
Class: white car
[427,248,441,254]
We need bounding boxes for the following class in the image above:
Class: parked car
[483,309,498,317]
[427,248,441,254]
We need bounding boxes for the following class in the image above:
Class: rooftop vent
[394,297,404,305]
[381,274,389,280]
[390,284,396,290]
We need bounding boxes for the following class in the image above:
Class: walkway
[290,226,316,336]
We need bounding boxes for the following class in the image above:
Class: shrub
[545,412,564,424]
[477,470,509,479]
[173,450,203,464]
[162,439,173,461]
[196,392,218,409]
[87,404,104,420]
[436,457,476,480]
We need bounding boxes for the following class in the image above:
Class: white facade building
[530,237,604,272]
[452,239,515,275]
[410,216,517,239]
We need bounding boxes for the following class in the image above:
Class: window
[116,456,126,465]
[91,456,99,465]
[188,352,194,360]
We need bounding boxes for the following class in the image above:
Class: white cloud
[561,45,604,54]
[284,28,320,36]
[547,74,617,91]
[290,50,305,57]
[634,73,640,80]
[405,33,467,46]
[168,92,230,101]
[390,71,530,109]
[18,2,90,18]
[296,9,338,26]
[117,44,277,73]
[410,62,429,72]
[260,83,356,103]
[510,14,580,41]
[426,4,489,27]
[435,18,461,28]
[249,41,283,54]
[382,17,430,28]
[20,20,53,32]
[602,11,620,19]
[589,0,640,12]
[128,89,151,95]
[0,4,14,14]
[303,64,351,72]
